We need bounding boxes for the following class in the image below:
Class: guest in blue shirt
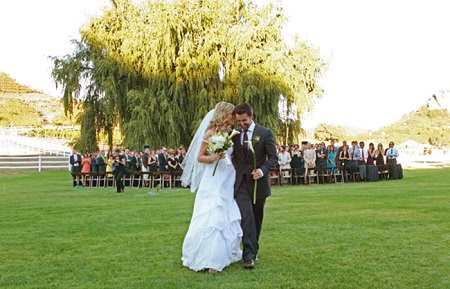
[348,141,361,178]
[386,141,400,179]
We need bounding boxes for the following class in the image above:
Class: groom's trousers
[236,175,266,262]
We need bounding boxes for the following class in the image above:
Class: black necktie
[243,130,248,156]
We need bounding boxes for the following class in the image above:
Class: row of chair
[71,171,183,189]
[270,164,397,185]
[72,164,401,189]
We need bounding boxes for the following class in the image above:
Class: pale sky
[1,0,449,131]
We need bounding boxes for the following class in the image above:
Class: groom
[232,102,278,269]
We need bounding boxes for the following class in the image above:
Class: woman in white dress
[181,102,243,274]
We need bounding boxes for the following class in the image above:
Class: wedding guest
[177,147,186,166]
[359,142,368,165]
[315,142,328,173]
[375,143,385,165]
[81,152,91,176]
[114,149,126,193]
[348,141,361,180]
[69,149,82,187]
[176,148,185,171]
[97,150,106,173]
[327,145,336,172]
[158,147,168,171]
[329,140,338,162]
[142,148,150,183]
[106,151,114,173]
[124,149,131,168]
[336,140,348,165]
[290,144,305,184]
[167,149,179,174]
[303,143,316,169]
[278,145,292,184]
[367,143,376,166]
[129,150,141,172]
[89,152,98,186]
[386,141,400,179]
[338,144,351,180]
[148,150,158,172]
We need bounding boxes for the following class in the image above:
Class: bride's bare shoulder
[202,128,215,141]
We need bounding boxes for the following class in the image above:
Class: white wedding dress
[182,148,243,272]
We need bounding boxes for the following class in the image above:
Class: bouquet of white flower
[208,129,240,176]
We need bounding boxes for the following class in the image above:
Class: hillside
[309,91,450,146]
[0,72,39,94]
[0,71,69,127]
[364,105,450,146]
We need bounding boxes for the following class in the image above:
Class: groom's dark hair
[234,102,253,116]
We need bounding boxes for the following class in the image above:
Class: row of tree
[51,0,327,151]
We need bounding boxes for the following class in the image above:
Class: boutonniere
[252,135,261,146]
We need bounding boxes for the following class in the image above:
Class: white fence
[0,155,70,171]
[0,136,71,156]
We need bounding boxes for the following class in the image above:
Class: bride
[181,102,242,274]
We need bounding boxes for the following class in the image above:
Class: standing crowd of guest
[274,140,401,183]
[70,146,187,192]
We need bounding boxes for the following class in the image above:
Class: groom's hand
[251,169,263,180]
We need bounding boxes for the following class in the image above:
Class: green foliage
[0,98,41,127]
[314,123,347,142]
[51,0,327,150]
[0,168,449,288]
[26,128,80,140]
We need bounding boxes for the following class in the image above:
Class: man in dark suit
[69,149,82,187]
[315,142,328,183]
[158,147,168,171]
[97,150,106,172]
[96,150,106,186]
[232,102,278,269]
[90,152,98,187]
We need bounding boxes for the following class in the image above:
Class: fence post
[38,155,42,172]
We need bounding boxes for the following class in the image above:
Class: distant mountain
[359,92,450,146]
[308,91,450,146]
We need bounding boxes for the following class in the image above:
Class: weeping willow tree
[51,0,327,151]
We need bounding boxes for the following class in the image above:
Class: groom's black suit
[232,123,278,263]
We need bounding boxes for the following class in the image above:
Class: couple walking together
[181,102,278,273]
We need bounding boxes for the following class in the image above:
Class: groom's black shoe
[244,260,255,269]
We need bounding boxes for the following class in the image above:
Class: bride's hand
[208,152,225,163]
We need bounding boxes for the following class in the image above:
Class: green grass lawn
[0,168,449,289]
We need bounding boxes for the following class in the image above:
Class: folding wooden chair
[333,166,345,183]
[307,167,319,184]
[280,168,292,185]
[130,171,142,188]
[270,169,280,186]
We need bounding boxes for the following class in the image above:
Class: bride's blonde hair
[208,102,235,132]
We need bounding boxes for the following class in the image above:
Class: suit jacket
[142,153,149,169]
[90,157,98,172]
[232,124,278,199]
[315,149,328,166]
[97,156,106,172]
[158,153,167,171]
[69,154,82,172]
